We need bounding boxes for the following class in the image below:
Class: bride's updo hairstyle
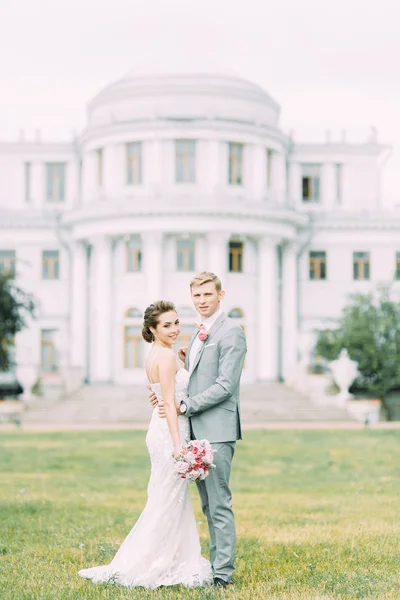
[142,301,177,343]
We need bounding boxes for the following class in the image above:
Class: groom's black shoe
[213,577,230,588]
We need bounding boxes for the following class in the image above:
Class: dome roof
[87,61,280,130]
[123,56,239,79]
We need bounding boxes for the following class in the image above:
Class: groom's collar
[201,308,222,330]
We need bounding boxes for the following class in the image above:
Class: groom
[149,271,247,587]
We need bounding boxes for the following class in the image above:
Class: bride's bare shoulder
[152,347,176,367]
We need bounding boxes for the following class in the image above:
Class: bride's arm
[158,351,182,457]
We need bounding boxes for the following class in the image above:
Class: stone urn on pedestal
[15,346,39,403]
[329,349,359,407]
[41,330,68,401]
[287,331,314,395]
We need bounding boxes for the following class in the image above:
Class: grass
[0,428,400,599]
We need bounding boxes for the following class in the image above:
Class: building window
[126,239,142,272]
[228,142,243,185]
[25,162,31,203]
[335,163,342,203]
[42,250,60,280]
[301,164,321,202]
[229,241,244,273]
[176,306,196,348]
[177,239,195,272]
[124,326,144,368]
[126,142,142,185]
[125,307,143,319]
[177,305,196,319]
[228,307,245,319]
[175,140,196,183]
[353,252,370,280]
[396,252,400,280]
[0,250,16,275]
[41,329,58,373]
[97,149,103,186]
[266,149,273,188]
[46,163,65,202]
[178,325,193,351]
[309,251,327,280]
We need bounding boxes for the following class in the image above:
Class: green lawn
[1,429,400,599]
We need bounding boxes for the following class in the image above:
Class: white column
[208,233,229,285]
[31,162,44,208]
[248,144,266,201]
[288,160,302,205]
[70,241,88,373]
[322,162,335,209]
[90,236,113,382]
[219,141,229,187]
[82,151,96,203]
[142,232,164,303]
[203,140,219,192]
[67,158,79,208]
[257,237,279,380]
[103,146,112,195]
[104,143,124,196]
[281,242,298,380]
[148,140,163,192]
[272,150,287,204]
[196,235,208,271]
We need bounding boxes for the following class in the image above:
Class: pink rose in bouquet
[174,439,216,482]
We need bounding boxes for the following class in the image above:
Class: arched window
[124,326,144,368]
[228,307,245,319]
[123,308,144,368]
[126,238,142,272]
[177,305,196,319]
[125,307,143,319]
[176,306,196,348]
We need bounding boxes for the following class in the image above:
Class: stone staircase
[21,381,356,426]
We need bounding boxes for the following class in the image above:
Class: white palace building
[1,65,400,394]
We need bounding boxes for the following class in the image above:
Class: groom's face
[191,282,225,320]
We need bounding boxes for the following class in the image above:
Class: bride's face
[154,311,181,347]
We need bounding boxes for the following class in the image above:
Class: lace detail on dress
[78,368,212,589]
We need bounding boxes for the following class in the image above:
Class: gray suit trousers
[196,441,236,582]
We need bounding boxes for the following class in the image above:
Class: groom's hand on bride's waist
[147,384,159,408]
[146,385,177,418]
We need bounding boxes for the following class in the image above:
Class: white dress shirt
[188,308,222,373]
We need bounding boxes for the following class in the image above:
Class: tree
[315,287,400,420]
[0,273,36,371]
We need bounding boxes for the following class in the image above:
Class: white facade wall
[0,69,399,391]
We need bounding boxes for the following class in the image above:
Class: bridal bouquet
[174,439,216,482]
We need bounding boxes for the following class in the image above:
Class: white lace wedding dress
[78,368,212,589]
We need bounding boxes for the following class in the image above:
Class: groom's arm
[184,326,247,417]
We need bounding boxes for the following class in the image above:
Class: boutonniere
[196,323,209,342]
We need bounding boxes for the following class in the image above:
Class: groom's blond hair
[190,271,222,292]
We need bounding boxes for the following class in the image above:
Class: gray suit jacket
[184,312,247,443]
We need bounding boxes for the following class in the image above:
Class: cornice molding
[61,199,309,230]
[311,212,400,231]
[0,210,58,229]
[293,142,387,157]
[80,117,289,148]
[0,142,75,155]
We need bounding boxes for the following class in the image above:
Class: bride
[78,301,212,589]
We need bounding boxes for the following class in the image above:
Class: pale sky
[1,0,399,203]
